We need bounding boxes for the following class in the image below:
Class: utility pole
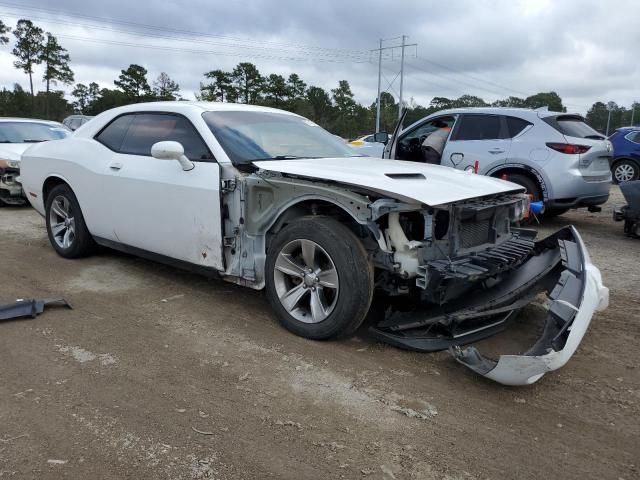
[372,36,417,131]
[398,35,406,119]
[375,39,382,133]
[631,102,636,126]
[606,101,614,136]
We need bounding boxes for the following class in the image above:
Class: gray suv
[383,107,612,216]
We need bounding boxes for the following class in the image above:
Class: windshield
[0,122,70,143]
[202,111,360,165]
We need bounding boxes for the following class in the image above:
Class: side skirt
[93,236,223,280]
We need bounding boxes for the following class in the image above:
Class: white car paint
[254,157,523,206]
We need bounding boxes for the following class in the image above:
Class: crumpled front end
[370,225,608,386]
[0,161,26,206]
[450,226,608,385]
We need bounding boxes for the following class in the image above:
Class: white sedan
[20,102,608,386]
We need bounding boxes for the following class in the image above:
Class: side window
[396,116,456,162]
[69,118,82,130]
[119,113,213,161]
[452,114,505,141]
[505,116,532,138]
[627,132,640,144]
[96,114,135,151]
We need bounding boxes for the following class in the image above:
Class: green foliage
[153,72,180,100]
[231,62,263,104]
[0,84,72,120]
[114,64,152,101]
[263,73,287,107]
[40,33,74,91]
[200,69,235,102]
[12,19,44,99]
[0,19,10,45]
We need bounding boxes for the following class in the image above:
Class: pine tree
[40,33,74,117]
[12,19,44,104]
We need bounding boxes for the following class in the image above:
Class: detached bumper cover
[451,226,608,385]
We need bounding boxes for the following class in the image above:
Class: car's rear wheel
[45,184,95,258]
[265,216,374,340]
[612,159,639,184]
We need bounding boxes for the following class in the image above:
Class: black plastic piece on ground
[0,298,72,321]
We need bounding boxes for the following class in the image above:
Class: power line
[0,2,374,58]
[53,33,376,64]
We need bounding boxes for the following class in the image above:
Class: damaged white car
[0,118,70,206]
[19,102,608,385]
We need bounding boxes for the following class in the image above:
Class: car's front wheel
[612,159,639,184]
[265,216,374,340]
[45,184,95,258]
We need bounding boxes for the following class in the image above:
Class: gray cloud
[1,0,639,114]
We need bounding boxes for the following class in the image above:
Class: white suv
[383,107,612,216]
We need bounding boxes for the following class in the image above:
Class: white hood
[253,157,523,206]
[0,143,32,162]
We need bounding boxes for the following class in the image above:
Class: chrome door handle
[488,149,505,154]
[109,162,123,171]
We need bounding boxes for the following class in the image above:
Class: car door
[391,115,458,162]
[99,112,224,270]
[441,114,511,173]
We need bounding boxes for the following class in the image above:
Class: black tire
[612,159,639,184]
[265,216,374,340]
[45,184,95,258]
[506,173,542,202]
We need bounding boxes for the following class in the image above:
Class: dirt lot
[0,186,638,479]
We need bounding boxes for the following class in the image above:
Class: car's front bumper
[370,226,609,386]
[0,168,26,205]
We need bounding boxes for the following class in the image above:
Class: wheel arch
[42,175,73,204]
[488,163,550,201]
[264,196,370,244]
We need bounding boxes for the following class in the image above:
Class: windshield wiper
[253,155,318,161]
[22,139,46,143]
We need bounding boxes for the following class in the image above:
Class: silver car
[383,107,612,216]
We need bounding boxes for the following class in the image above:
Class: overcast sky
[0,0,638,114]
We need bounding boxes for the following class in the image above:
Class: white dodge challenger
[19,102,609,386]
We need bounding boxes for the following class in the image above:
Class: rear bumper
[370,226,609,386]
[547,193,609,209]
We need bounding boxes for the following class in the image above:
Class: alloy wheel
[614,163,637,183]
[273,239,339,324]
[49,195,76,249]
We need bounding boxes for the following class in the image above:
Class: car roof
[426,106,577,121]
[104,101,300,117]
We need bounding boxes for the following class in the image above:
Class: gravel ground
[0,185,638,479]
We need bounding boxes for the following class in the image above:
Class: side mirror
[151,141,194,171]
[373,131,389,144]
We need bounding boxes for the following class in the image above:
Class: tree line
[0,17,637,139]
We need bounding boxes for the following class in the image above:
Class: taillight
[546,142,591,154]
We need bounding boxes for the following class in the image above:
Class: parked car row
[12,101,609,386]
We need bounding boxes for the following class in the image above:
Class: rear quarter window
[505,116,532,138]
